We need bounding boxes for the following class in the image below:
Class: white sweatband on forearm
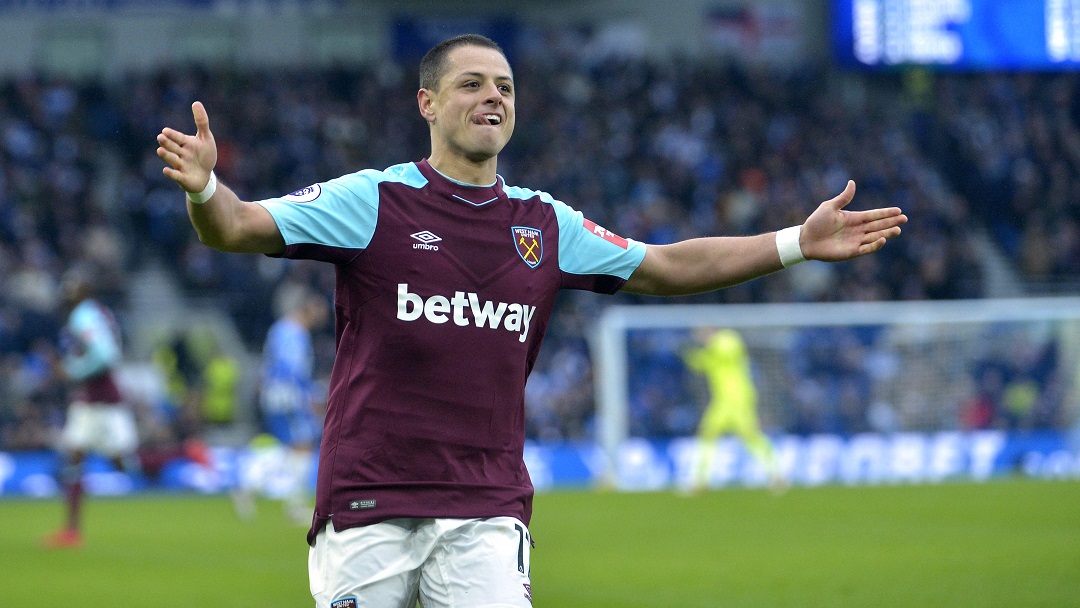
[775,225,806,267]
[186,171,218,205]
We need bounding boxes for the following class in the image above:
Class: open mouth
[473,112,502,126]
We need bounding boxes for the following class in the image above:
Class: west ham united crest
[512,226,543,268]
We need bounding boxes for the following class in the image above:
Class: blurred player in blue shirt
[235,289,328,524]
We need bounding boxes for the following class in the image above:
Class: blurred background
[0,0,1079,496]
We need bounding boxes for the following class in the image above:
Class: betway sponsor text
[397,283,536,343]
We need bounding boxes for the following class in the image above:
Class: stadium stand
[0,24,1075,452]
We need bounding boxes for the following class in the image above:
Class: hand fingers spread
[850,207,905,222]
[156,147,180,168]
[862,225,902,245]
[159,128,189,146]
[859,213,908,234]
[858,236,887,255]
[156,133,184,155]
[864,214,907,236]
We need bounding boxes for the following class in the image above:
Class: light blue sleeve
[63,302,121,381]
[503,186,646,280]
[553,198,646,280]
[253,163,428,250]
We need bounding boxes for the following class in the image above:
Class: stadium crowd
[1,29,1077,453]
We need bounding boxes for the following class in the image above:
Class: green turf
[1,493,312,607]
[531,479,1080,608]
[2,479,1078,607]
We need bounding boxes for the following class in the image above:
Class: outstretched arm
[623,180,907,296]
[156,101,285,254]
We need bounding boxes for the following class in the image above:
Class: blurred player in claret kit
[42,268,137,549]
[157,33,906,608]
[682,328,786,495]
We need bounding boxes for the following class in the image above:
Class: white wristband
[776,225,806,267]
[186,171,217,205]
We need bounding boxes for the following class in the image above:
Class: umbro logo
[411,231,442,244]
[411,231,442,251]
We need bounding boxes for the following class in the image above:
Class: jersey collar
[417,159,506,207]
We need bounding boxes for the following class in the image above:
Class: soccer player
[43,268,137,549]
[682,328,785,494]
[233,289,328,524]
[156,34,906,608]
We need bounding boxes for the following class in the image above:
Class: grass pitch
[1,479,1078,607]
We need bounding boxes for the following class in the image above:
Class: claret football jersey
[256,159,646,543]
[62,299,124,405]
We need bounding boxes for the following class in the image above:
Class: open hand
[800,181,908,262]
[156,101,218,194]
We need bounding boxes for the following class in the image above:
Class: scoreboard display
[832,0,1080,70]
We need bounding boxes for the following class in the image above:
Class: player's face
[421,45,515,163]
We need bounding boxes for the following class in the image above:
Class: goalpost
[590,297,1080,487]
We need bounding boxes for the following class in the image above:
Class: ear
[417,88,437,123]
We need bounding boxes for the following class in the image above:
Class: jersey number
[514,523,531,575]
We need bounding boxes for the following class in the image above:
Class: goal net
[589,297,1080,489]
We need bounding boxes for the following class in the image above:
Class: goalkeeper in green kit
[682,328,786,494]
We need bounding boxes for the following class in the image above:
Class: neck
[427,151,498,186]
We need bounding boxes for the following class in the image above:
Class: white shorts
[60,402,138,457]
[309,517,533,608]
